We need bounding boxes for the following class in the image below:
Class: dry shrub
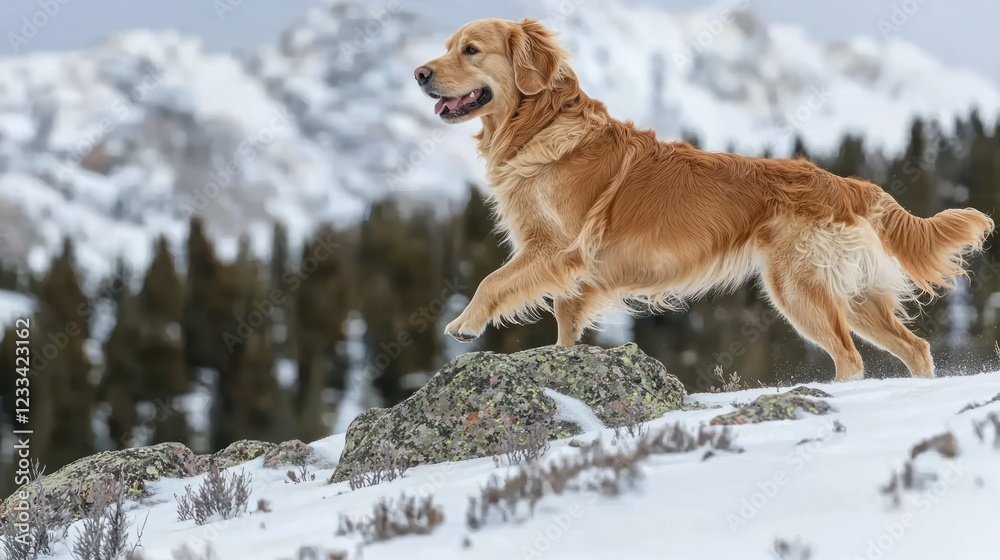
[175,468,252,525]
[468,422,741,529]
[493,418,551,467]
[336,494,444,544]
[0,462,71,560]
[70,475,148,560]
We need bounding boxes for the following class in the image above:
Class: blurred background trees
[1,113,1000,496]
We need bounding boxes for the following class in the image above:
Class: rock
[332,351,558,482]
[263,440,314,468]
[710,394,834,425]
[510,343,686,427]
[331,344,685,482]
[1,442,205,519]
[784,386,834,399]
[206,440,276,469]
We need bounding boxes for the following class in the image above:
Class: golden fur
[416,18,994,381]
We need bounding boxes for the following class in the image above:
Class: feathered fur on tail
[873,193,994,295]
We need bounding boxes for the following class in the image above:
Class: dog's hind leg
[554,283,606,346]
[847,293,934,378]
[761,261,865,382]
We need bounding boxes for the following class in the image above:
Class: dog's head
[414,18,567,123]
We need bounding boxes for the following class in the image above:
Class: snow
[47,371,1000,560]
[543,388,607,433]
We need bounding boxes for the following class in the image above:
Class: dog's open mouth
[431,87,492,119]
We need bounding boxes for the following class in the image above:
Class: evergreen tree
[101,292,141,446]
[137,237,189,443]
[182,217,250,449]
[829,135,866,178]
[35,238,94,469]
[356,200,446,405]
[294,225,349,440]
[792,135,810,160]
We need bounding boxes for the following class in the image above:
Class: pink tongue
[434,92,476,115]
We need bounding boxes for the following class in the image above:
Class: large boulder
[332,343,685,482]
[1,442,206,519]
[332,351,558,482]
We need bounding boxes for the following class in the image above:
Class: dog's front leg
[445,247,577,342]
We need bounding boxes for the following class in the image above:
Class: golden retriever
[414,18,994,381]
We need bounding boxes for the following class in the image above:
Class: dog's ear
[509,19,564,96]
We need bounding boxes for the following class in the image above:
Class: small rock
[263,440,314,468]
[710,394,834,425]
[207,440,277,469]
[784,386,834,399]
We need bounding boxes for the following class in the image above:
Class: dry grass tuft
[336,494,444,544]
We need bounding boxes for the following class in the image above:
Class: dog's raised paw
[448,331,479,343]
[445,318,482,342]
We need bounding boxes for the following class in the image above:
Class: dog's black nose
[414,65,433,85]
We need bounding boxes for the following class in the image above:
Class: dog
[414,18,994,381]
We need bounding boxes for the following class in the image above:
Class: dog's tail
[872,190,993,295]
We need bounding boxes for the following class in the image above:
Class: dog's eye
[463,45,479,56]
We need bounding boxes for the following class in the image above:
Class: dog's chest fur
[486,163,561,252]
[482,118,592,251]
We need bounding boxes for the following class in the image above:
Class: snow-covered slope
[0,0,998,284]
[55,372,1000,560]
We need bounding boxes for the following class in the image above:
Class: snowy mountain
[50,372,1000,559]
[0,0,997,285]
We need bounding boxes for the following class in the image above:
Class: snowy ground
[50,371,1000,560]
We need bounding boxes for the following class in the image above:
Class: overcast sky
[1,0,997,84]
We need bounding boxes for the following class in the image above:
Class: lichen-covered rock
[263,440,314,468]
[332,344,685,482]
[511,343,686,426]
[0,442,205,519]
[784,386,834,399]
[332,351,558,482]
[206,440,276,469]
[710,393,834,425]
